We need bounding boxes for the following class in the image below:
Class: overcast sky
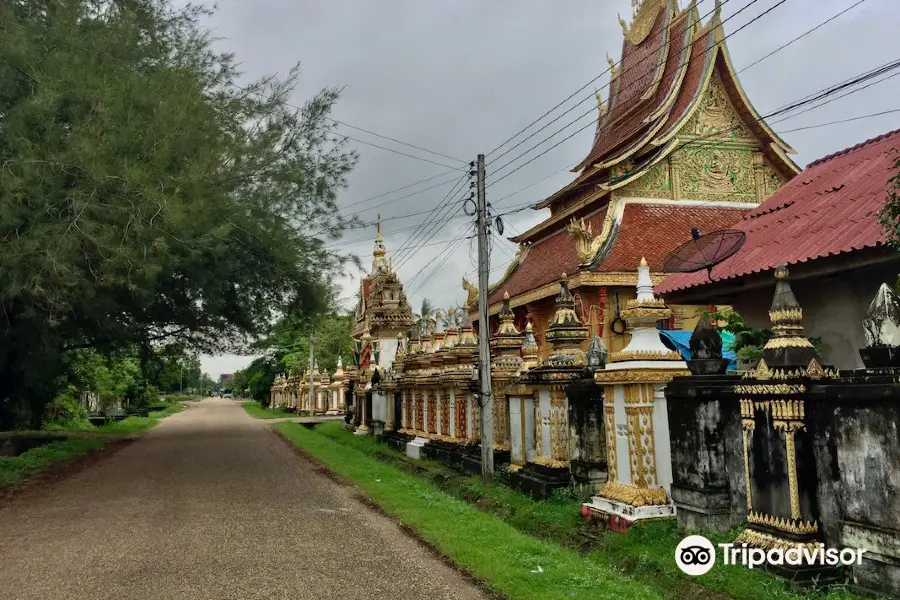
[199,0,900,379]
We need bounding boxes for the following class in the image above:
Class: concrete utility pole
[475,153,494,484]
[307,333,315,416]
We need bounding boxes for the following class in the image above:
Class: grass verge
[289,421,867,600]
[242,401,297,419]
[0,402,184,488]
[0,437,108,487]
[275,420,662,600]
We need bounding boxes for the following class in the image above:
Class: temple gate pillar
[510,274,589,498]
[584,258,689,530]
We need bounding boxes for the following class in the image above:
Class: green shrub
[42,387,91,431]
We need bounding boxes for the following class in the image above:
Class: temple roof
[527,0,797,217]
[486,201,748,309]
[656,128,900,297]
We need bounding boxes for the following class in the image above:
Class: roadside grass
[300,421,866,600]
[242,401,296,419]
[0,402,184,488]
[0,437,107,486]
[274,420,662,600]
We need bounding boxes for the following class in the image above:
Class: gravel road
[0,398,489,600]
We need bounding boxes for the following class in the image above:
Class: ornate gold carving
[735,384,807,395]
[455,392,468,439]
[764,336,814,350]
[783,425,801,519]
[532,456,570,468]
[806,358,826,380]
[615,161,673,199]
[415,390,424,432]
[676,145,757,203]
[462,277,478,308]
[534,403,543,456]
[769,308,803,323]
[598,481,669,507]
[734,529,819,554]
[594,368,690,385]
[609,349,683,362]
[440,390,450,436]
[742,428,752,510]
[605,403,618,483]
[770,399,805,421]
[747,512,818,535]
[566,201,617,265]
[549,390,569,462]
[621,0,666,46]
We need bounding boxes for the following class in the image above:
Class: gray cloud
[201,0,900,377]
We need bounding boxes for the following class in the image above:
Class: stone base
[383,431,413,453]
[671,483,736,532]
[840,520,900,598]
[734,527,845,586]
[570,459,607,501]
[353,425,370,436]
[509,461,571,499]
[370,420,385,437]
[406,437,429,459]
[582,495,676,532]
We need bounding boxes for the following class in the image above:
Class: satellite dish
[662,228,746,280]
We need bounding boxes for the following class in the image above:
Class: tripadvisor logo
[675,535,867,576]
[676,535,716,576]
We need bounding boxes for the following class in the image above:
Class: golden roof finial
[640,256,648,267]
[503,290,510,300]
[376,213,382,239]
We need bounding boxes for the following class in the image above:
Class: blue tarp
[659,329,737,371]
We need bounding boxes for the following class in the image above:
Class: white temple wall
[653,383,674,493]
[538,389,551,458]
[378,338,399,369]
[613,386,631,485]
[509,397,522,463]
[449,389,456,437]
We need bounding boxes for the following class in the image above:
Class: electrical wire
[486,0,792,188]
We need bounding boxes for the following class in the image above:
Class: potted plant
[860,282,900,369]
[736,345,765,372]
[709,309,773,371]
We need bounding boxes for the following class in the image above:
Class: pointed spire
[762,264,817,369]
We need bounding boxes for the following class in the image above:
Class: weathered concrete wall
[732,263,899,370]
[809,378,900,597]
[665,375,745,531]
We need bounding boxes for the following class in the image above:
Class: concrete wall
[732,263,898,370]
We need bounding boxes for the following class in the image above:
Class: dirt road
[0,398,488,600]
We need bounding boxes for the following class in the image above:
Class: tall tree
[0,0,358,428]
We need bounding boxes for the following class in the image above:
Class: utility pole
[307,333,315,416]
[475,153,494,483]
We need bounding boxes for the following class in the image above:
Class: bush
[42,387,91,431]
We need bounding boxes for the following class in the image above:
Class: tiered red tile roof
[656,129,900,295]
[487,203,747,306]
[481,0,801,312]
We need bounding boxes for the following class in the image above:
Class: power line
[487,0,792,189]
[340,168,461,210]
[485,0,753,169]
[483,0,745,160]
[324,118,468,165]
[391,173,471,265]
[494,58,900,221]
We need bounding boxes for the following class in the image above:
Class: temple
[470,0,798,356]
[348,215,414,433]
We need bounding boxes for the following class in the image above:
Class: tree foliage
[879,151,900,247]
[0,0,357,427]
[233,311,353,403]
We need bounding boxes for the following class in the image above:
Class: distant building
[219,373,234,389]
